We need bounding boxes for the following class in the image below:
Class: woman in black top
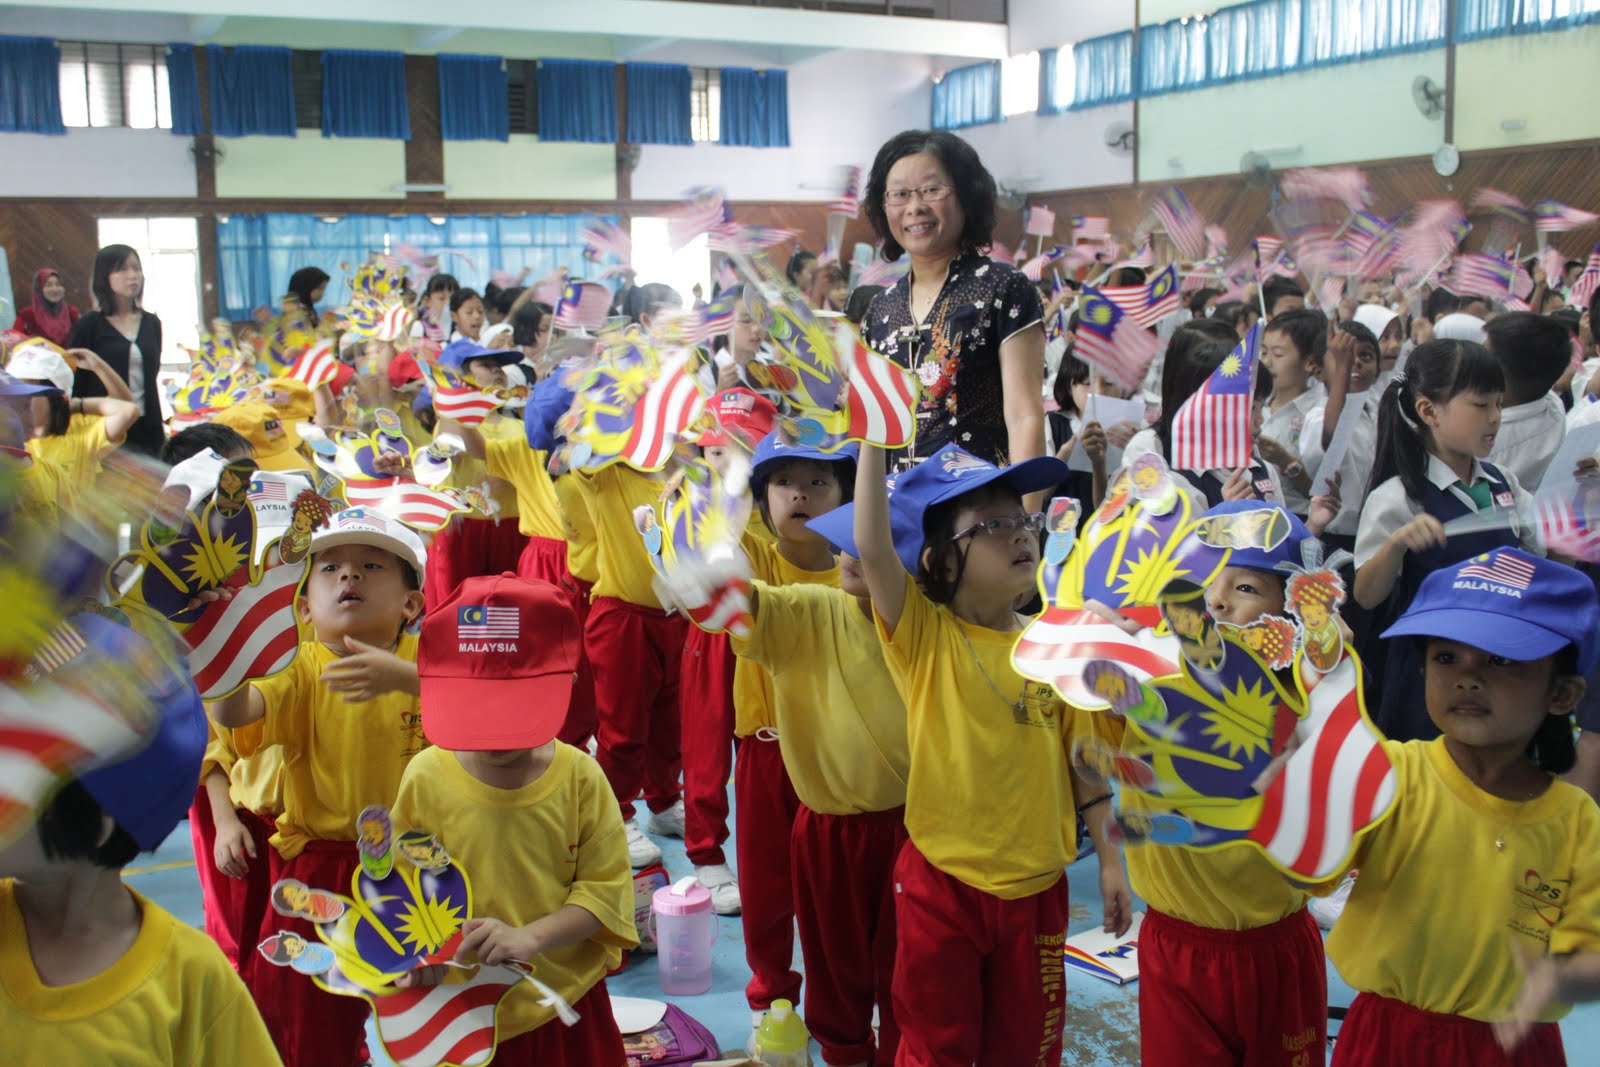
[286,266,330,321]
[67,244,165,455]
[860,129,1045,467]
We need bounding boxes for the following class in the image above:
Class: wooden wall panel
[3,203,103,323]
[404,55,445,204]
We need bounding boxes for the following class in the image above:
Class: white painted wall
[959,104,1136,193]
[0,127,197,198]
[1008,0,1135,54]
[630,49,934,202]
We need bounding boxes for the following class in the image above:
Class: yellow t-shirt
[553,474,598,585]
[732,583,908,815]
[586,466,666,607]
[201,717,285,818]
[733,537,839,738]
[482,420,574,540]
[0,882,281,1067]
[26,414,116,483]
[1327,738,1600,1022]
[250,635,425,859]
[389,744,638,1040]
[875,574,1081,899]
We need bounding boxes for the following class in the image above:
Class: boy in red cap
[392,573,638,1065]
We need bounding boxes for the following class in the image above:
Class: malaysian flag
[1351,216,1402,281]
[1447,252,1515,299]
[1026,204,1057,238]
[831,166,862,218]
[1171,324,1259,471]
[1074,288,1162,391]
[1149,187,1207,261]
[458,605,519,640]
[1121,240,1156,270]
[1072,215,1111,241]
[288,339,340,389]
[858,257,909,289]
[1534,200,1600,235]
[843,331,919,447]
[248,477,290,503]
[1535,493,1600,563]
[622,356,708,470]
[1457,549,1537,589]
[1472,188,1533,225]
[1100,264,1181,329]
[581,218,633,265]
[370,963,527,1067]
[340,478,468,532]
[1012,606,1178,713]
[553,281,612,332]
[1280,166,1372,213]
[1204,224,1230,259]
[181,558,307,699]
[27,621,89,677]
[696,288,740,341]
[708,222,800,255]
[1252,236,1284,282]
[1245,655,1397,880]
[423,363,506,425]
[1570,244,1600,308]
[1398,200,1469,280]
[667,188,727,251]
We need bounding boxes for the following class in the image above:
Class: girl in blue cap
[853,441,1130,1066]
[1325,548,1600,1066]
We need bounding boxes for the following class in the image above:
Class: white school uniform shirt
[1354,454,1537,570]
[1488,393,1566,491]
[1298,389,1378,537]
[1572,357,1600,407]
[1569,396,1600,433]
[1259,383,1326,514]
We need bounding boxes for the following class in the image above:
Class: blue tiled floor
[126,788,1600,1065]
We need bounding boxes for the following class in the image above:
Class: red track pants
[587,597,685,820]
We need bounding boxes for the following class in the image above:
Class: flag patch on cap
[940,450,991,476]
[459,605,519,640]
[1457,551,1535,592]
[337,509,384,532]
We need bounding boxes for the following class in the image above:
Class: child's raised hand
[1104,421,1138,449]
[213,814,256,880]
[1221,467,1256,502]
[184,585,236,615]
[397,964,449,989]
[1307,471,1342,536]
[455,917,542,967]
[322,637,420,701]
[1325,323,1357,384]
[1100,861,1134,937]
[372,450,409,478]
[1575,457,1600,481]
[1081,420,1108,464]
[1391,514,1447,554]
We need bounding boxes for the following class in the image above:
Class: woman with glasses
[860,130,1047,471]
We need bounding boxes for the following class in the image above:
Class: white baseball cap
[7,338,73,396]
[310,507,428,581]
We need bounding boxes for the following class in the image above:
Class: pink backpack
[623,1004,721,1065]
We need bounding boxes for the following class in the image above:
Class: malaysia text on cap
[310,507,428,582]
[419,573,583,749]
[699,388,777,450]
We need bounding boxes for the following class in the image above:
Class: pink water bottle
[652,876,718,995]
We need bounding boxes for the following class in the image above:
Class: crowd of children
[4,177,1600,1067]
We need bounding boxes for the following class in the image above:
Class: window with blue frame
[1068,32,1134,109]
[931,60,1001,129]
[1456,0,1600,40]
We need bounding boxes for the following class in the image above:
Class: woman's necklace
[957,624,1027,717]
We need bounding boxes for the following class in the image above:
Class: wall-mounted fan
[1105,121,1135,155]
[1412,75,1446,121]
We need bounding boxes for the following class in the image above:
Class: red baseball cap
[698,387,777,449]
[387,350,424,389]
[419,573,582,750]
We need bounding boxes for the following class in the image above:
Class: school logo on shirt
[1495,491,1515,509]
[457,604,520,652]
[1453,551,1535,599]
[1510,868,1567,944]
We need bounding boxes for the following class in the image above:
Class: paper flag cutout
[557,333,708,474]
[309,426,470,532]
[1062,911,1144,985]
[638,456,755,636]
[421,359,514,426]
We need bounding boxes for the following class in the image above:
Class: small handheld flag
[1170,324,1259,472]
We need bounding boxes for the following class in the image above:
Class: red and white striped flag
[288,339,340,388]
[1026,204,1057,238]
[1171,325,1259,471]
[28,621,89,677]
[1446,252,1514,300]
[667,188,727,251]
[1072,214,1111,241]
[1012,606,1178,712]
[1535,200,1600,235]
[553,281,612,332]
[370,963,526,1067]
[581,218,633,265]
[1149,187,1207,261]
[1100,264,1181,329]
[621,354,708,471]
[1252,236,1283,282]
[181,558,306,699]
[1074,288,1162,391]
[708,222,800,255]
[1246,655,1396,881]
[843,332,919,447]
[831,166,862,218]
[987,242,1015,266]
[1535,492,1600,563]
[340,477,468,532]
[1280,166,1372,213]
[1569,244,1600,308]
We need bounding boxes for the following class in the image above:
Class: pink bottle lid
[652,876,713,917]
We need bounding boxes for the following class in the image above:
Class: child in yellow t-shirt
[853,442,1131,1066]
[1325,549,1600,1067]
[392,573,637,1066]
[728,493,910,1066]
[195,720,281,973]
[0,614,281,1066]
[210,509,428,1067]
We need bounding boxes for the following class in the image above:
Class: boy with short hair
[1,614,281,1065]
[212,508,429,1067]
[1256,308,1328,516]
[1484,311,1571,490]
[392,573,638,1065]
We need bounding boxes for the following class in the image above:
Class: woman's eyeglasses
[884,184,953,207]
[953,512,1046,542]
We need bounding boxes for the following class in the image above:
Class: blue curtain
[1455,0,1600,40]
[1208,0,1305,81]
[1070,32,1135,108]
[165,43,203,136]
[1137,16,1210,96]
[721,68,790,146]
[1301,0,1446,65]
[0,36,65,134]
[626,63,692,145]
[216,213,618,320]
[437,54,508,141]
[207,45,295,137]
[322,50,409,139]
[1037,48,1061,114]
[931,61,1000,129]
[537,59,616,143]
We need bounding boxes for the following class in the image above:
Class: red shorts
[189,789,275,972]
[1331,992,1564,1067]
[517,535,572,591]
[586,596,685,819]
[490,982,627,1066]
[1139,906,1327,1067]
[424,517,528,610]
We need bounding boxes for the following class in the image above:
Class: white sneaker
[626,820,662,868]
[1309,871,1356,930]
[695,863,742,915]
[646,798,686,838]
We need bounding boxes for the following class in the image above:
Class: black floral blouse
[862,251,1044,465]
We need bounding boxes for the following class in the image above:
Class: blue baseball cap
[1382,548,1600,674]
[1186,500,1312,576]
[889,444,1068,573]
[71,613,208,851]
[0,364,60,397]
[440,338,522,371]
[412,387,433,415]
[524,375,576,452]
[749,431,859,493]
[804,475,922,571]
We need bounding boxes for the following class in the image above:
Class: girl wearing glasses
[861,130,1047,471]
